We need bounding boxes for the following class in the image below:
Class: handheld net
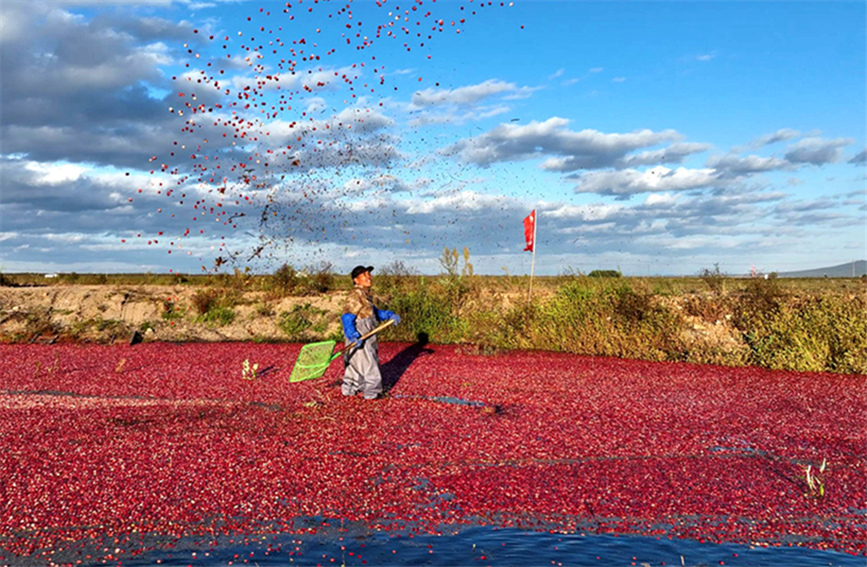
[288,320,394,383]
[289,340,340,382]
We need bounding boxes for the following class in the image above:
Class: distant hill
[777,260,866,278]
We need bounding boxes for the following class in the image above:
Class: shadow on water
[382,332,434,392]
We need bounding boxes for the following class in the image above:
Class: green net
[289,340,339,382]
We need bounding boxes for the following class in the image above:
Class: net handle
[346,318,395,350]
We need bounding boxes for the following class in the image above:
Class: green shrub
[191,290,214,315]
[161,297,185,320]
[306,262,335,293]
[268,263,301,297]
[198,306,235,326]
[386,278,467,344]
[70,317,131,339]
[267,262,334,297]
[735,275,788,323]
[522,280,683,361]
[740,295,866,374]
[501,301,544,350]
[253,301,275,317]
[587,270,621,278]
[277,304,328,341]
[191,289,237,326]
[376,261,418,296]
[216,268,253,291]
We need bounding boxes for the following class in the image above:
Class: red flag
[523,210,536,252]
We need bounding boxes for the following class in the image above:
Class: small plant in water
[242,359,259,380]
[804,458,827,498]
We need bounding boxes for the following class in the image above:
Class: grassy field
[1,267,865,374]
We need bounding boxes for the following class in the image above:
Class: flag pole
[527,210,537,304]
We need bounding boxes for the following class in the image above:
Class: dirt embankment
[0,285,346,344]
[0,285,747,361]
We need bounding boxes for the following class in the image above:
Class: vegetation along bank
[1,266,864,374]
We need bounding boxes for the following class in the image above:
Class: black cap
[350,265,374,280]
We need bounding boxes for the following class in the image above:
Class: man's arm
[341,313,361,341]
[374,306,400,325]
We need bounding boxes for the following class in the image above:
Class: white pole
[527,210,537,303]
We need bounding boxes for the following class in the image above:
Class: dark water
[76,521,863,567]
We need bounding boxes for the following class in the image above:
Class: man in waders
[341,265,400,399]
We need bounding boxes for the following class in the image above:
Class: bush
[161,297,185,320]
[699,264,726,295]
[267,262,334,297]
[191,289,237,326]
[386,278,467,344]
[305,261,335,294]
[267,263,301,297]
[739,294,866,373]
[681,293,731,323]
[215,268,252,291]
[191,289,219,315]
[199,306,235,326]
[587,270,621,278]
[735,275,788,324]
[376,261,418,295]
[277,304,328,341]
[534,280,683,360]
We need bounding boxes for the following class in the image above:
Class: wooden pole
[527,210,537,303]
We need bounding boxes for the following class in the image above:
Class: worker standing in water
[341,265,400,400]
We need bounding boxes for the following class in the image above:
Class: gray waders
[342,314,382,399]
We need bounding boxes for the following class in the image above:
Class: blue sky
[1,0,864,276]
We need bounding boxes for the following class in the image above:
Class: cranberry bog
[0,342,864,566]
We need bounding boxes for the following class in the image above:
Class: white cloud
[784,137,853,165]
[448,118,682,169]
[847,149,866,165]
[24,161,87,185]
[752,128,800,147]
[644,193,678,206]
[706,153,791,176]
[411,79,536,107]
[544,202,625,221]
[403,190,517,214]
[615,142,712,168]
[408,104,510,127]
[341,174,418,195]
[572,166,720,197]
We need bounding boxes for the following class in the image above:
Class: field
[0,341,864,565]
